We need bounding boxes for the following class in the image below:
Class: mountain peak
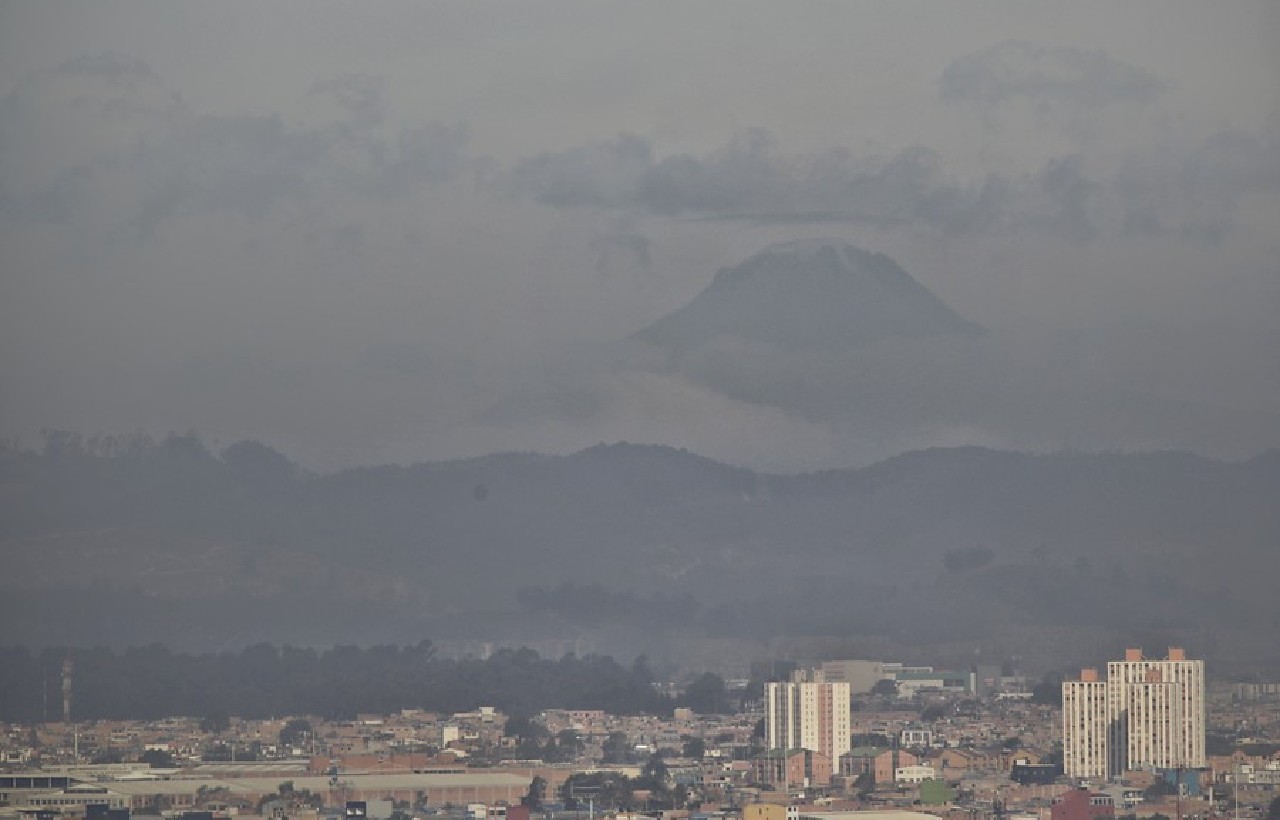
[739,238,884,263]
[635,240,982,353]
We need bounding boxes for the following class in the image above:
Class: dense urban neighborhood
[2,650,1278,820]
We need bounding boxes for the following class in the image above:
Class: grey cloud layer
[504,42,1274,245]
[7,49,1275,251]
[938,41,1167,109]
[0,54,471,238]
[511,129,1279,245]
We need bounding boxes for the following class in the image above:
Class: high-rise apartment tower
[764,669,851,765]
[1062,667,1109,779]
[1062,647,1205,780]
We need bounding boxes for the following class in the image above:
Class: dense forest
[0,642,675,723]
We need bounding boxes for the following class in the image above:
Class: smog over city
[2,0,1280,746]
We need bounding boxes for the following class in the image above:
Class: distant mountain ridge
[2,435,1278,673]
[634,240,982,352]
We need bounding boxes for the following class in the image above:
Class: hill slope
[1,437,1277,668]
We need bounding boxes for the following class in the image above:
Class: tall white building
[764,669,851,764]
[1062,647,1205,780]
[1062,668,1109,779]
[1106,646,1204,774]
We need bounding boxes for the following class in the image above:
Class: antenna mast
[61,657,73,724]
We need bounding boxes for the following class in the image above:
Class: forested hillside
[2,433,1277,669]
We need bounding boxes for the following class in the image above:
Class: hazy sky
[2,1,1277,471]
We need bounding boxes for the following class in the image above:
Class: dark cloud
[635,129,792,215]
[144,114,323,221]
[352,122,471,198]
[938,41,1167,110]
[510,132,652,208]
[512,126,1280,246]
[7,50,1271,251]
[0,54,474,237]
[46,51,183,116]
[0,51,182,223]
[309,74,386,130]
[1107,129,1280,244]
[513,131,1011,232]
[1030,157,1102,243]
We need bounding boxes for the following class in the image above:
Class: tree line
[0,642,675,722]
